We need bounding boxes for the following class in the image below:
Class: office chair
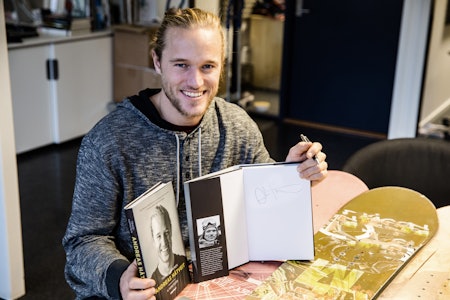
[342,137,450,208]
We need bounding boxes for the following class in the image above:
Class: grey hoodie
[62,94,274,299]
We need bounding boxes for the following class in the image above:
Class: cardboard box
[113,24,159,68]
[114,65,161,102]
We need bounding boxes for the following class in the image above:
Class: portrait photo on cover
[148,204,189,299]
[196,215,222,249]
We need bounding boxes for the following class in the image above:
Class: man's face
[152,26,223,125]
[151,214,172,264]
[204,226,218,241]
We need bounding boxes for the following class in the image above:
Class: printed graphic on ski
[247,186,439,299]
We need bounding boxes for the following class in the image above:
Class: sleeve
[236,109,275,164]
[62,135,129,299]
[248,120,275,164]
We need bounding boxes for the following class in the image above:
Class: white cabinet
[51,37,112,143]
[8,33,113,153]
[8,45,53,153]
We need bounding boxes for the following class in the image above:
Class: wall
[419,0,450,122]
[195,0,220,14]
[388,0,431,138]
[0,1,26,299]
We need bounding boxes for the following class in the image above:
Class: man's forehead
[163,27,222,51]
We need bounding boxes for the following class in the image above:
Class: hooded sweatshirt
[62,89,274,299]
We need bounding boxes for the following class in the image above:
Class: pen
[300,134,320,164]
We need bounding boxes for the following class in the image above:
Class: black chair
[342,137,450,208]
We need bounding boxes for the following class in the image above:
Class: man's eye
[175,63,188,68]
[203,64,214,70]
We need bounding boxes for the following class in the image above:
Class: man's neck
[158,255,175,276]
[150,91,201,127]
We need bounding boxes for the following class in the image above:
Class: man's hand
[285,140,328,183]
[120,260,157,300]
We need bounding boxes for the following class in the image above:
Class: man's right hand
[120,260,157,300]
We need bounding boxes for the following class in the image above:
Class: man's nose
[162,235,170,247]
[188,68,204,88]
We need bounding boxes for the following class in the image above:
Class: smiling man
[149,205,188,300]
[63,7,328,300]
[150,21,222,125]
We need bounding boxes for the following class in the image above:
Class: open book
[124,182,190,300]
[184,162,314,282]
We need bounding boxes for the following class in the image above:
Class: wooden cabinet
[8,32,113,153]
[113,25,161,102]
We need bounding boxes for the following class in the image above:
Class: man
[149,205,189,300]
[63,7,328,300]
[198,218,220,248]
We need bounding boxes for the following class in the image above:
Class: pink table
[311,169,368,232]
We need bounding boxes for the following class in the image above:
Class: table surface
[379,205,450,299]
[311,169,369,233]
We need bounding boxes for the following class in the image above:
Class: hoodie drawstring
[175,134,181,206]
[174,127,202,207]
[198,127,202,177]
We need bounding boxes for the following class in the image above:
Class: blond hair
[152,8,225,63]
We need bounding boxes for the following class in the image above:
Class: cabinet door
[8,45,53,153]
[51,36,113,143]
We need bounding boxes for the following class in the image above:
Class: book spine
[183,183,199,281]
[125,209,147,278]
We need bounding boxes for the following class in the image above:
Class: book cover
[184,162,314,283]
[185,176,230,282]
[125,182,190,300]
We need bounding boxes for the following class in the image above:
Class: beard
[160,78,217,119]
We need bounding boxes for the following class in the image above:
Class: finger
[314,151,326,163]
[286,143,310,162]
[306,142,323,160]
[310,168,328,185]
[128,277,156,290]
[298,159,328,180]
[297,151,325,170]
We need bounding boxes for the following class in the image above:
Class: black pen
[300,134,320,164]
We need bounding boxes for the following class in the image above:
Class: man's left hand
[285,140,328,183]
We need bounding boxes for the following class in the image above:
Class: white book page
[219,170,250,269]
[243,164,314,261]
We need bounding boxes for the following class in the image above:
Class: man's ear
[151,50,161,74]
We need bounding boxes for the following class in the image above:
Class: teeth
[183,91,203,98]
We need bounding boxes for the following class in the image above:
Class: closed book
[125,182,190,300]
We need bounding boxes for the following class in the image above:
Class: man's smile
[182,90,205,98]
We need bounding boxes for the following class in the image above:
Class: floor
[12,115,380,300]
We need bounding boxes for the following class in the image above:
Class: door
[281,0,404,134]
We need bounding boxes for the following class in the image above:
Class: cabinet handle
[46,59,59,80]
